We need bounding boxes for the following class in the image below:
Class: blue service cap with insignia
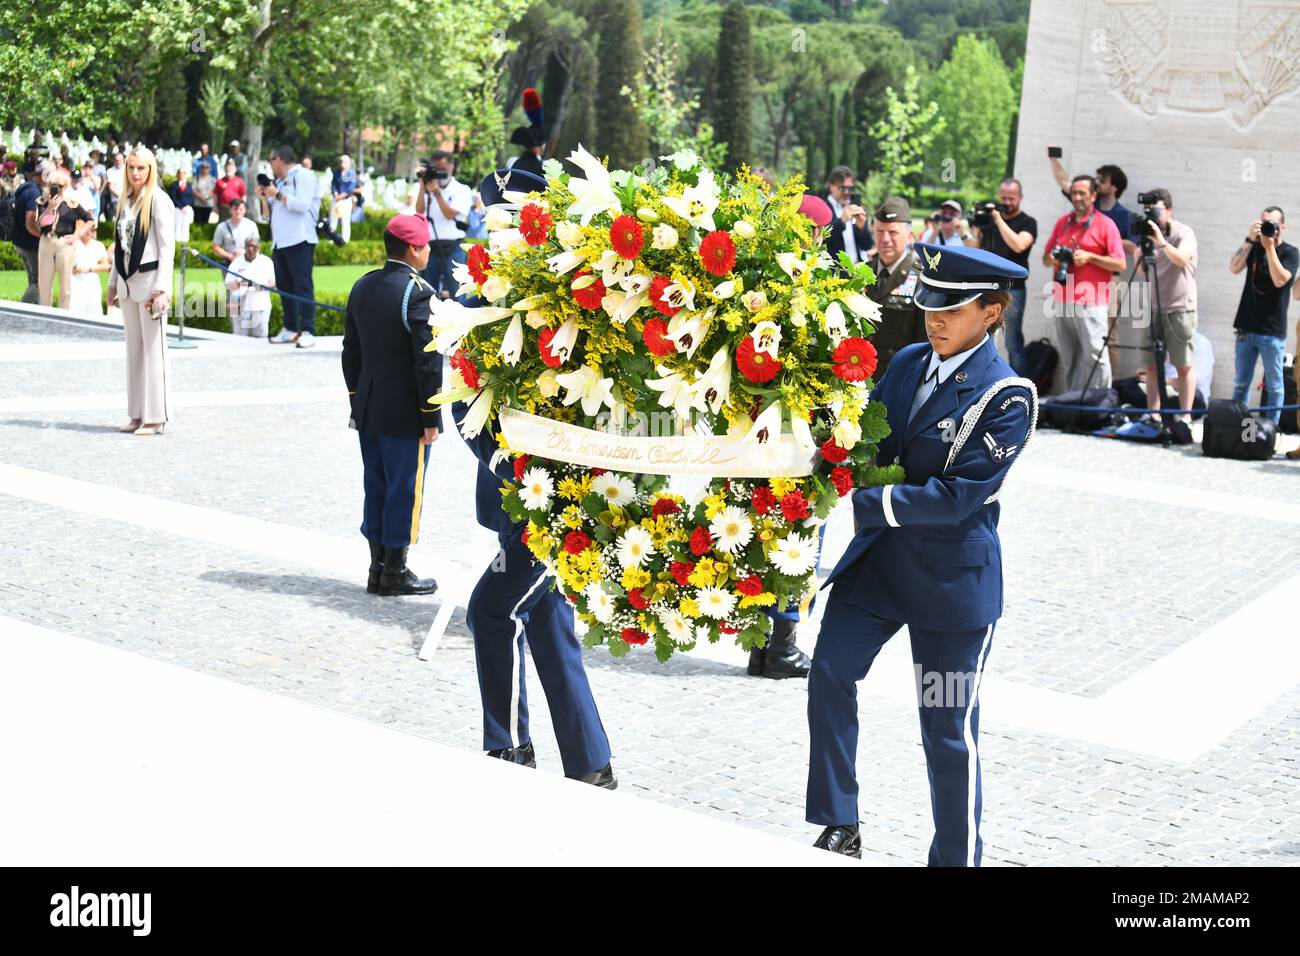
[477,167,547,208]
[911,242,1029,313]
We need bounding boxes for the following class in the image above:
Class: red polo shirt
[1045,208,1125,305]
[214,175,247,207]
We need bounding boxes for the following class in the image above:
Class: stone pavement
[2,307,1299,866]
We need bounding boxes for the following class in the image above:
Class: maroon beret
[798,194,833,228]
[385,213,428,246]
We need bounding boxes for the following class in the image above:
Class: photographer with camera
[414,150,472,300]
[259,144,319,348]
[1042,174,1126,392]
[967,179,1038,373]
[1229,206,1297,427]
[1132,189,1199,439]
[820,166,873,266]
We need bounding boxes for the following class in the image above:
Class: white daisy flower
[617,526,655,568]
[710,506,754,554]
[584,583,616,624]
[657,608,696,644]
[518,467,554,511]
[697,587,738,620]
[592,473,636,507]
[771,531,819,576]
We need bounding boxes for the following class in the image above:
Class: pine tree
[595,0,649,170]
[712,0,753,173]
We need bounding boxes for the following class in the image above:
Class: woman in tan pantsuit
[107,147,176,436]
[36,169,96,309]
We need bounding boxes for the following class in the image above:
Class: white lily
[499,314,523,366]
[428,299,513,354]
[511,295,545,311]
[546,318,579,363]
[666,308,709,358]
[483,206,513,231]
[833,417,862,449]
[662,277,697,313]
[842,291,883,324]
[487,227,524,258]
[711,278,740,299]
[645,367,698,420]
[602,289,648,326]
[776,251,808,279]
[546,249,586,277]
[597,250,636,288]
[661,167,719,231]
[822,300,848,345]
[555,220,584,248]
[750,319,782,358]
[619,272,652,295]
[458,387,496,439]
[790,412,815,450]
[452,260,477,299]
[565,144,622,225]
[555,364,616,417]
[744,400,784,444]
[691,345,733,414]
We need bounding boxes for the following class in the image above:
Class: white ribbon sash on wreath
[498,408,816,478]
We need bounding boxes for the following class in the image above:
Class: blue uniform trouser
[272,240,316,334]
[806,585,996,867]
[358,431,430,548]
[467,532,611,777]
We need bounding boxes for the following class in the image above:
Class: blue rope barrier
[186,247,346,313]
[1039,401,1300,414]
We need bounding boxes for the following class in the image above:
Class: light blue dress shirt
[269,164,319,249]
[908,333,989,424]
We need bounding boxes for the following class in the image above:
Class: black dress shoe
[378,546,438,596]
[748,617,811,679]
[813,824,862,859]
[487,740,537,768]
[366,539,384,594]
[567,762,617,790]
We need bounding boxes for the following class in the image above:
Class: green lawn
[0,265,374,305]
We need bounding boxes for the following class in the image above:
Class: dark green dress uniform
[866,198,929,380]
[342,238,443,595]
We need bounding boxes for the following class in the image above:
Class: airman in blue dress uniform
[451,168,615,787]
[342,213,443,596]
[806,243,1038,865]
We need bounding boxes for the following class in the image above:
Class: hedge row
[180,292,352,338]
[3,236,388,270]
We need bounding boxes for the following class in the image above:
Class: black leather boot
[366,539,384,594]
[749,617,811,679]
[377,546,438,596]
[567,763,618,790]
[487,741,537,768]
[813,824,862,858]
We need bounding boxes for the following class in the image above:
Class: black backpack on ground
[1113,377,1207,420]
[1282,358,1298,435]
[1021,338,1058,397]
[1201,399,1277,460]
[1043,387,1119,432]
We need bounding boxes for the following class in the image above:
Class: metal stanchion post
[169,243,198,349]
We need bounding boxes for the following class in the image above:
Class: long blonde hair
[119,145,160,236]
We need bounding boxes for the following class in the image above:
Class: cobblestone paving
[3,315,1299,865]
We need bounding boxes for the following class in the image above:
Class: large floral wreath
[430,147,903,661]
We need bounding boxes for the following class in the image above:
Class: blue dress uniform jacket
[453,398,519,537]
[822,337,1034,631]
[342,261,443,438]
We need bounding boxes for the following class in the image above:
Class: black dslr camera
[1050,246,1075,285]
[316,217,346,247]
[1260,218,1280,239]
[418,160,449,186]
[971,201,1007,228]
[1134,191,1164,239]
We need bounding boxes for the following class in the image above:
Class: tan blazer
[109,190,176,305]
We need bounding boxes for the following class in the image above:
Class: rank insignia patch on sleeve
[983,431,1018,462]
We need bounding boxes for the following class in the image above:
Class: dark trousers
[423,240,459,299]
[806,586,996,867]
[1004,285,1027,375]
[467,532,611,777]
[273,240,316,334]
[358,430,430,548]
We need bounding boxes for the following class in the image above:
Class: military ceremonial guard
[806,243,1038,865]
[341,214,443,597]
[452,167,616,788]
[508,88,547,180]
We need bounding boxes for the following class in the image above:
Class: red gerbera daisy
[450,351,481,390]
[699,230,737,276]
[735,337,782,383]
[832,336,878,382]
[627,589,650,610]
[621,628,650,645]
[689,526,712,556]
[537,327,564,368]
[512,453,532,480]
[643,317,676,357]
[519,203,552,246]
[651,497,681,518]
[820,438,850,463]
[563,530,592,555]
[752,485,776,515]
[466,244,491,285]
[670,560,695,586]
[609,214,645,259]
[648,274,679,316]
[571,271,606,310]
[781,491,810,522]
[736,574,764,596]
[830,466,854,497]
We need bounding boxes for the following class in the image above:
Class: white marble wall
[1014,0,1300,397]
